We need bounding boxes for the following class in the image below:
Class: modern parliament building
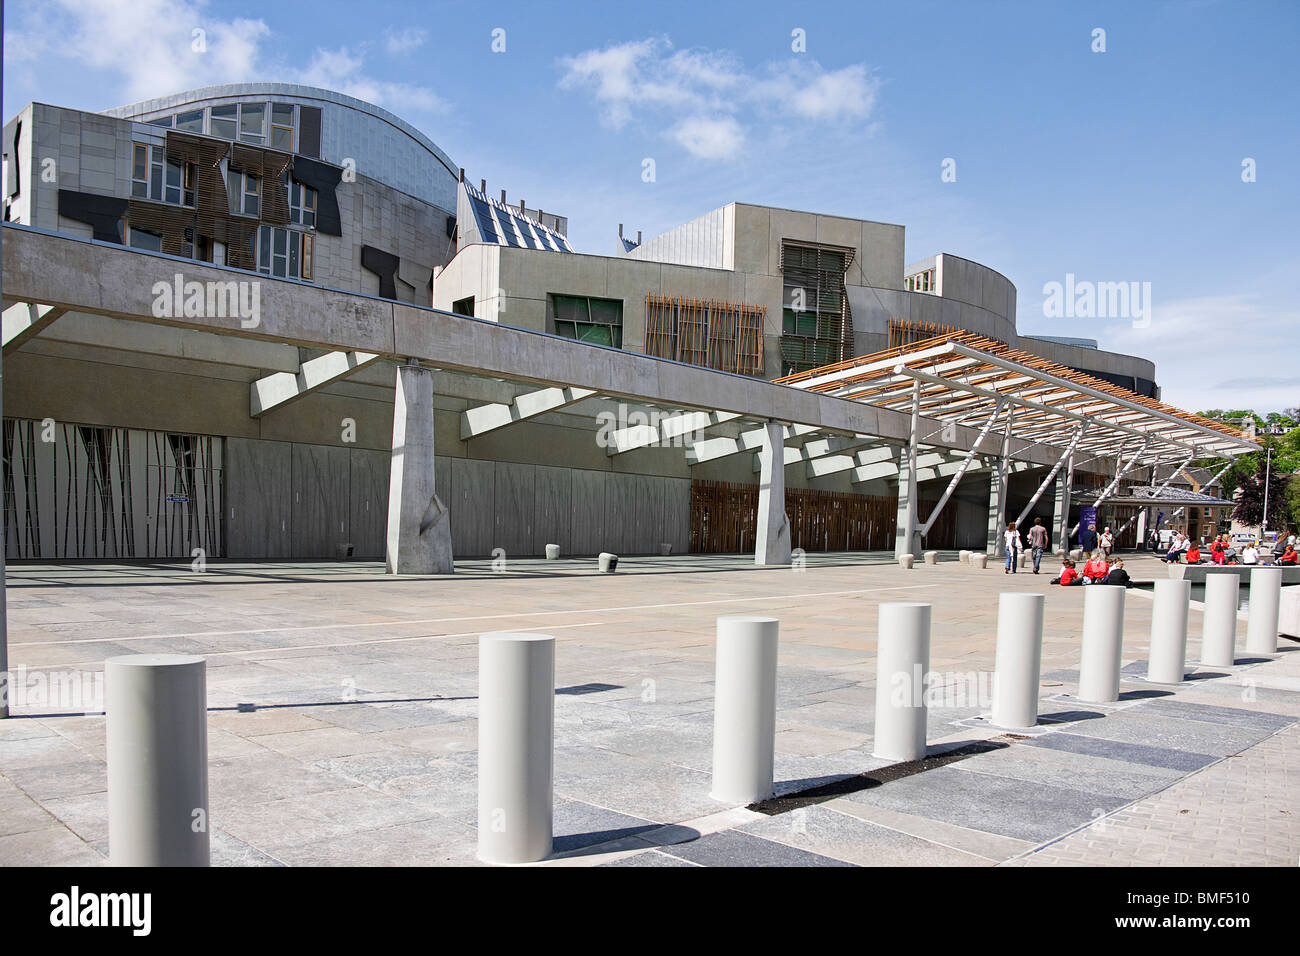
[1,84,1253,566]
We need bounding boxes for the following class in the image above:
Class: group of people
[1049,552,1132,587]
[1160,530,1299,566]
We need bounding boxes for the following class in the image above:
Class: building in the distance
[3,85,1246,565]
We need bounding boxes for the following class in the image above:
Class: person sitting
[1185,543,1202,564]
[1278,544,1299,565]
[1161,532,1186,563]
[1210,537,1226,565]
[1082,551,1110,583]
[1050,558,1081,586]
[1242,544,1259,565]
[1103,558,1133,588]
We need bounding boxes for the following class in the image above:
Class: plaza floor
[1,551,1296,867]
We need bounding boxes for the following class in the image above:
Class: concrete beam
[250,350,380,417]
[462,385,597,440]
[689,422,820,466]
[2,302,66,353]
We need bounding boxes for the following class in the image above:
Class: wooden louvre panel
[230,144,292,226]
[643,293,765,376]
[690,479,897,554]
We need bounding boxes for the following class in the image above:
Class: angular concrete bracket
[2,301,66,353]
[687,422,819,466]
[250,350,379,417]
[605,409,741,455]
[461,386,596,440]
[754,421,792,566]
[387,364,454,574]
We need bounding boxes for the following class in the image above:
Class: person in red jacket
[1050,558,1081,586]
[1210,536,1227,565]
[1278,545,1299,565]
[1082,552,1110,583]
[1185,543,1202,564]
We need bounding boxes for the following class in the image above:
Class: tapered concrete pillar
[1148,579,1190,684]
[1245,568,1283,655]
[386,362,454,574]
[754,421,791,565]
[106,654,209,866]
[711,616,779,804]
[478,633,554,864]
[873,602,931,762]
[1053,461,1074,553]
[1200,573,1239,668]
[1078,586,1126,702]
[991,593,1044,729]
[987,419,1014,555]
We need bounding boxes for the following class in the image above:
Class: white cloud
[557,37,878,160]
[384,27,427,56]
[301,47,448,115]
[670,116,744,161]
[4,0,445,117]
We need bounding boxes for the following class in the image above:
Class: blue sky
[4,0,1297,413]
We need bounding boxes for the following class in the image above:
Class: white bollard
[545,543,560,560]
[1077,585,1126,702]
[973,554,988,569]
[478,632,555,864]
[923,551,938,566]
[711,616,779,805]
[991,593,1045,729]
[959,550,971,563]
[1200,573,1239,668]
[106,654,209,866]
[873,603,932,762]
[1245,568,1283,655]
[598,552,618,572]
[898,554,914,569]
[1147,579,1191,684]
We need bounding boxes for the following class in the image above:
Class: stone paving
[1,551,1295,867]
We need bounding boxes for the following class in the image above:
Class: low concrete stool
[598,552,618,573]
[898,554,914,569]
[973,554,988,569]
[1070,549,1083,562]
[959,550,971,563]
[660,543,672,556]
[1019,552,1029,569]
[545,544,560,560]
[923,551,938,565]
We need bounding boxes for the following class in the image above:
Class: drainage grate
[748,739,1012,815]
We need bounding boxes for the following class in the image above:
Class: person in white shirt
[1004,522,1023,574]
[1242,544,1259,565]
[1099,527,1115,558]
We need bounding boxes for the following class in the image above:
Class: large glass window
[551,295,623,347]
[127,227,162,251]
[779,242,853,375]
[271,104,295,152]
[227,169,261,216]
[255,225,313,282]
[239,103,265,144]
[175,109,204,133]
[288,178,316,227]
[210,104,237,140]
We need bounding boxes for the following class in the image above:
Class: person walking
[1004,521,1023,574]
[1099,526,1115,559]
[1027,517,1049,574]
[1080,523,1098,554]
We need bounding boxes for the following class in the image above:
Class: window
[164,157,196,206]
[270,104,295,152]
[175,110,204,133]
[239,103,265,144]
[132,144,165,201]
[255,226,313,281]
[644,294,764,375]
[287,178,316,227]
[228,169,260,216]
[904,268,936,293]
[127,227,162,251]
[147,116,173,129]
[452,296,475,316]
[551,295,623,347]
[210,104,237,140]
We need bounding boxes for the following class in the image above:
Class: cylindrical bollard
[973,554,988,569]
[711,616,779,805]
[1148,579,1191,684]
[873,603,932,762]
[1245,568,1283,655]
[598,552,618,572]
[898,554,914,569]
[106,654,209,866]
[478,632,554,864]
[1077,585,1126,702]
[1200,573,1239,667]
[991,593,1045,729]
[959,550,971,563]
[544,543,560,560]
[923,551,938,566]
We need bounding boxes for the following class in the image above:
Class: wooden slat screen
[690,479,897,553]
[645,294,765,376]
